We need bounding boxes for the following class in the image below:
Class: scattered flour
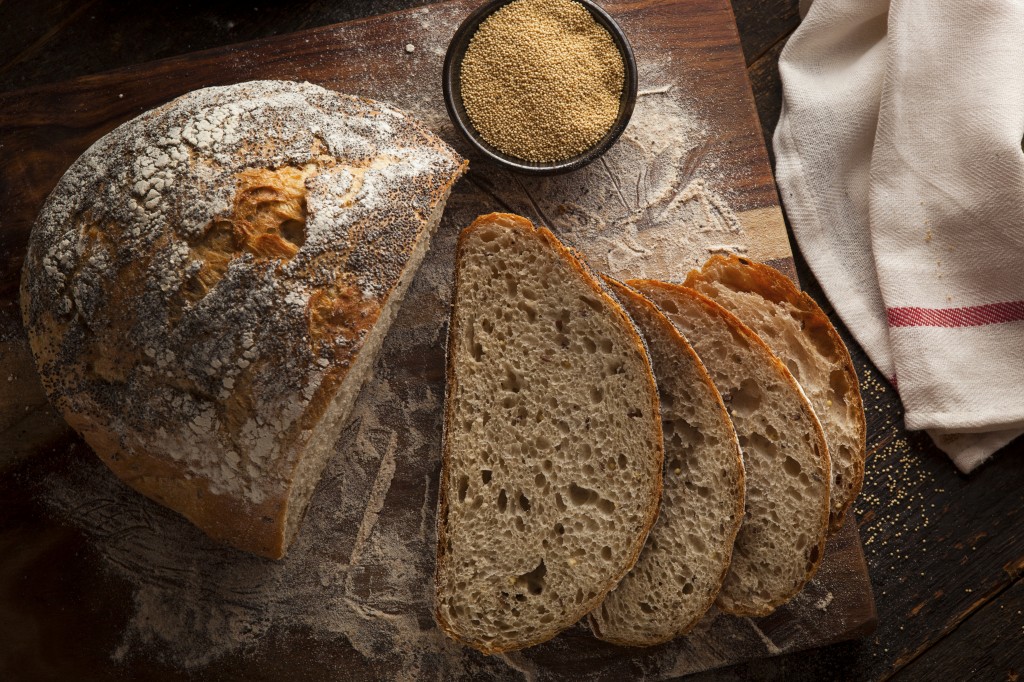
[466,89,747,281]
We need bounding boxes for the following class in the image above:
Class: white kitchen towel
[774,0,1024,472]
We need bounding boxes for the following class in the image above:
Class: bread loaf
[20,80,466,559]
[435,213,663,653]
[685,255,865,533]
[590,278,744,646]
[630,280,830,617]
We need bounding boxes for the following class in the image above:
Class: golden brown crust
[628,279,831,617]
[21,81,466,559]
[684,255,865,534]
[434,213,664,654]
[587,276,745,646]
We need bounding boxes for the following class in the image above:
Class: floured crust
[434,213,664,654]
[589,277,745,646]
[21,80,466,559]
[684,255,865,534]
[629,280,831,617]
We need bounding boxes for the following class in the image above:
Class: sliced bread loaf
[630,280,830,617]
[589,278,745,646]
[684,255,865,534]
[435,213,664,653]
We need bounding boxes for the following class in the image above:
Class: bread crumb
[405,43,415,53]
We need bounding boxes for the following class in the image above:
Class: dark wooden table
[0,2,1021,680]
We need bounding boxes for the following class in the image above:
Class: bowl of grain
[442,0,638,175]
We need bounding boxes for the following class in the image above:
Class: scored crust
[21,80,466,559]
[589,277,745,646]
[629,280,831,617]
[434,213,664,654]
[684,255,865,534]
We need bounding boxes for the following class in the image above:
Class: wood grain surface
[1,1,1021,680]
[0,3,878,677]
[8,0,1020,680]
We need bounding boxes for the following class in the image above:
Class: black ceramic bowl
[442,0,638,175]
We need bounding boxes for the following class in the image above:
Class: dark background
[0,1,1021,680]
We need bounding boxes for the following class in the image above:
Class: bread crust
[629,280,831,617]
[434,213,664,654]
[588,277,745,646]
[684,255,865,534]
[20,81,466,559]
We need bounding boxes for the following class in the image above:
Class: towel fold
[774,0,1024,472]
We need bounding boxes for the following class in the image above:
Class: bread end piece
[684,255,865,535]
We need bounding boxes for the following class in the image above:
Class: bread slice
[20,81,466,559]
[589,278,745,646]
[435,213,664,654]
[629,280,830,617]
[684,255,865,534]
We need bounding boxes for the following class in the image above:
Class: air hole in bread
[600,546,613,561]
[481,470,492,485]
[639,602,655,614]
[599,338,614,354]
[829,369,850,406]
[659,298,679,314]
[516,560,547,596]
[783,456,802,477]
[518,493,531,512]
[457,475,469,503]
[518,301,538,322]
[535,472,546,487]
[502,367,525,393]
[471,342,484,362]
[568,483,596,505]
[497,489,508,512]
[583,337,597,353]
[617,454,628,469]
[554,523,565,535]
[590,386,604,403]
[279,219,306,248]
[566,483,616,515]
[729,378,762,417]
[786,358,801,380]
[580,296,603,312]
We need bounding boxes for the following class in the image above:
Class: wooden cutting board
[0,0,876,679]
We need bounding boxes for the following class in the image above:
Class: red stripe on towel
[887,301,1024,328]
